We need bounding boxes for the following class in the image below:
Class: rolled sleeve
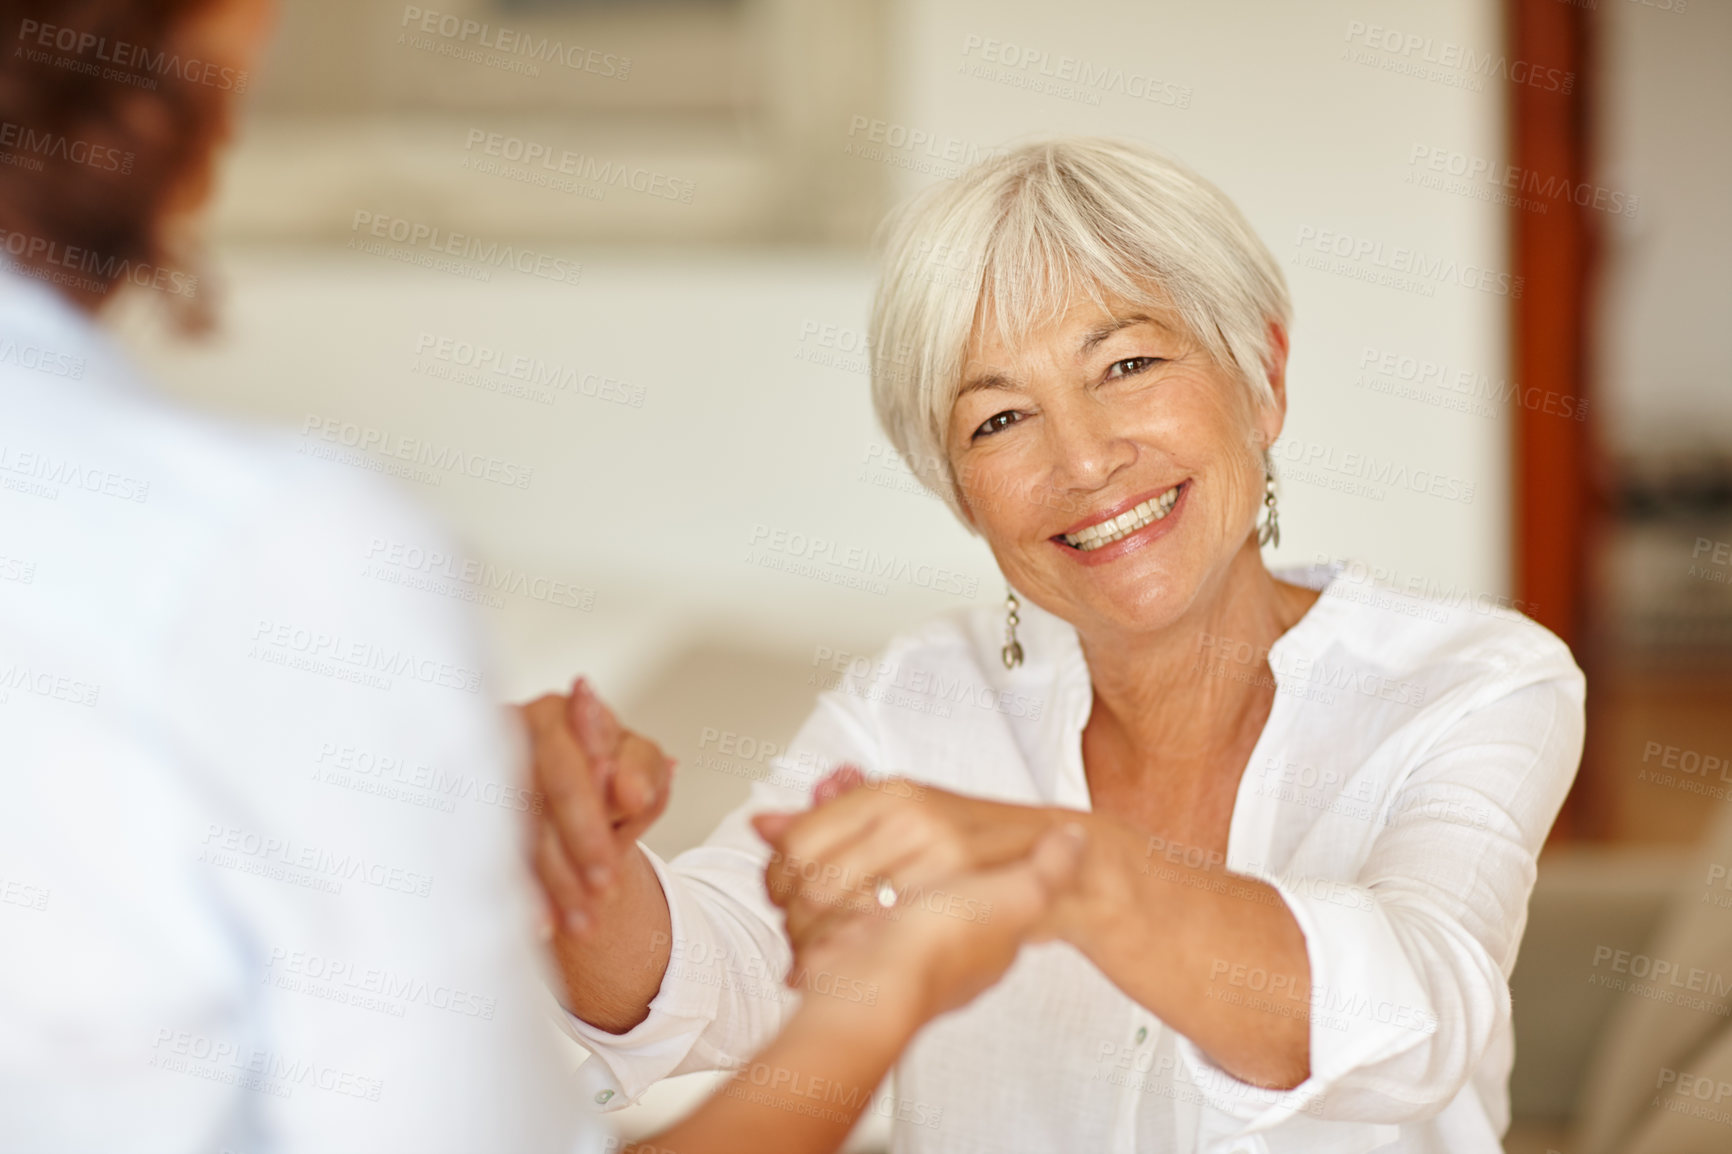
[1178,667,1584,1137]
[563,689,883,1107]
[560,847,733,1107]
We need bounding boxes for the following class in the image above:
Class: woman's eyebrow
[1078,314,1162,355]
[958,370,1016,396]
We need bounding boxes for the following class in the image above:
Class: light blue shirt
[0,265,604,1153]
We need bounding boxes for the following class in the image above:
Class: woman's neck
[1076,544,1320,768]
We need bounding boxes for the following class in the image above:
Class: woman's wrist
[795,964,928,1051]
[1036,809,1140,955]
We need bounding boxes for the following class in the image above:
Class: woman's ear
[1255,320,1291,452]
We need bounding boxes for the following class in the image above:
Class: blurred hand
[518,678,674,935]
[755,791,1085,1027]
[761,769,1059,948]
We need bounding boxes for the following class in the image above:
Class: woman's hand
[755,797,1087,1028]
[760,769,1070,950]
[518,678,675,934]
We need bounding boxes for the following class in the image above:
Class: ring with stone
[874,878,898,909]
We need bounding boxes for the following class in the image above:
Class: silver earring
[1001,587,1024,669]
[1257,472,1280,548]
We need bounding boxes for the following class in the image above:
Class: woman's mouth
[1056,482,1184,552]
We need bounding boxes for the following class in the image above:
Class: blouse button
[1134,1025,1149,1045]
[594,1089,615,1105]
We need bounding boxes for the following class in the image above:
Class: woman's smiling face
[947,289,1287,639]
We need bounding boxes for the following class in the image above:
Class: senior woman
[540,138,1584,1154]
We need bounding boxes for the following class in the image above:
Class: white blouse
[568,563,1585,1154]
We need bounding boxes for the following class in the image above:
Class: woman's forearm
[630,982,922,1154]
[1053,812,1313,1090]
[551,846,673,1033]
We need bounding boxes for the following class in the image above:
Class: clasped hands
[519,680,1084,1024]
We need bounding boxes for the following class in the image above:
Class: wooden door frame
[1507,0,1603,837]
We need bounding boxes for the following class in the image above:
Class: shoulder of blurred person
[0,263,488,684]
[0,264,599,1152]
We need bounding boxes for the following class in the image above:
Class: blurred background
[106,0,1730,1150]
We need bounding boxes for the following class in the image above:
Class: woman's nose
[1042,396,1136,493]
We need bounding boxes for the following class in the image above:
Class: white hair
[867,137,1291,522]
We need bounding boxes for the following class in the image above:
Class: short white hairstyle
[868,137,1291,522]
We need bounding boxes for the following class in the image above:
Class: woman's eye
[1105,356,1163,380]
[973,410,1022,439]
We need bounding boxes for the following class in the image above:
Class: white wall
[126,0,1515,711]
[1596,0,1732,452]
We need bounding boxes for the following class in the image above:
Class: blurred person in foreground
[534,138,1588,1153]
[0,3,1084,1152]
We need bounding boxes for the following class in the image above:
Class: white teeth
[1062,485,1182,551]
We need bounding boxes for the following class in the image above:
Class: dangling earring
[1257,471,1281,549]
[1001,587,1024,669]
